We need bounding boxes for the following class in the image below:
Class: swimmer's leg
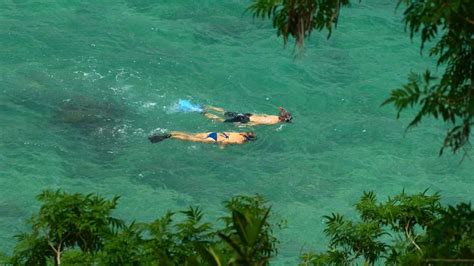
[204,112,225,122]
[204,105,225,114]
[170,131,214,143]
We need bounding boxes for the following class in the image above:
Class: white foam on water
[142,102,157,108]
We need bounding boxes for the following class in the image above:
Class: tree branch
[48,241,62,266]
[466,17,474,25]
[327,0,341,30]
[405,222,422,253]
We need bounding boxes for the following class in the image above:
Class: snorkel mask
[243,132,257,141]
[278,107,293,122]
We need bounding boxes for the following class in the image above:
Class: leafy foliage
[322,213,388,264]
[420,203,474,262]
[0,251,10,264]
[247,0,350,47]
[100,222,144,265]
[12,190,122,265]
[302,190,474,265]
[249,0,474,155]
[217,195,278,265]
[10,191,278,265]
[11,232,52,266]
[383,0,474,154]
[356,190,441,233]
[143,207,216,264]
[8,190,473,265]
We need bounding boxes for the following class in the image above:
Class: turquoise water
[1,0,473,263]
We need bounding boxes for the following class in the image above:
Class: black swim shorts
[224,112,252,123]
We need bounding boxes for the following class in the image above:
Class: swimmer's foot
[148,133,172,143]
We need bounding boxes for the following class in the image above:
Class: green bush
[10,191,278,266]
[301,190,474,265]
[6,190,473,265]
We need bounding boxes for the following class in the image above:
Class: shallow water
[1,0,473,263]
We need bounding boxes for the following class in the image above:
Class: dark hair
[244,132,257,141]
[278,107,293,122]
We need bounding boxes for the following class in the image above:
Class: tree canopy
[7,191,279,266]
[249,0,474,154]
[301,190,474,265]
[2,190,473,265]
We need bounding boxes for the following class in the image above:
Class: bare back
[249,114,281,125]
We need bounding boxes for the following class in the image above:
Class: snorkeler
[202,105,292,126]
[148,131,256,145]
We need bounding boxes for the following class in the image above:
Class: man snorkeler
[202,105,292,126]
[149,131,256,145]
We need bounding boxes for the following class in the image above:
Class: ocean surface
[1,0,473,263]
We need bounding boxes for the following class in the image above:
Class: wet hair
[243,132,257,141]
[278,107,293,122]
